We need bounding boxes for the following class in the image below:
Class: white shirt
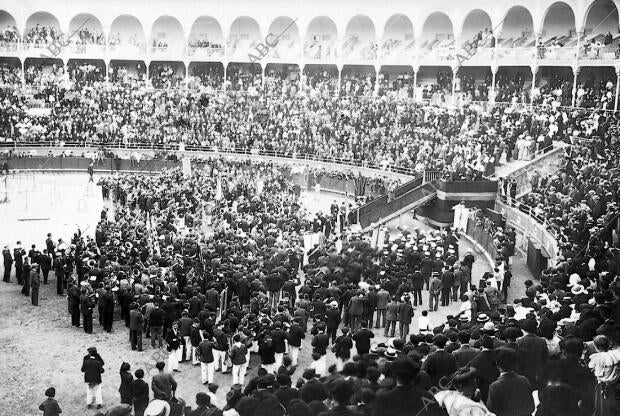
[418,316,432,333]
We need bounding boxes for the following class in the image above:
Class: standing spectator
[129,303,144,351]
[149,302,165,348]
[230,334,248,386]
[118,362,133,405]
[151,361,177,401]
[588,335,620,416]
[196,333,215,385]
[384,297,398,337]
[165,321,183,372]
[30,263,41,306]
[411,269,424,307]
[2,245,12,282]
[429,273,442,312]
[325,301,340,344]
[487,348,535,416]
[348,292,365,331]
[131,369,149,416]
[516,318,548,390]
[374,358,443,416]
[375,286,390,328]
[422,334,458,387]
[286,318,305,367]
[397,296,414,340]
[259,334,277,374]
[39,387,62,416]
[351,321,374,356]
[333,327,353,371]
[469,336,499,402]
[81,347,105,409]
[100,286,115,333]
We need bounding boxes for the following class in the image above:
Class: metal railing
[496,193,557,237]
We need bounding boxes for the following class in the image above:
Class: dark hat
[521,318,538,334]
[235,397,259,416]
[496,347,519,371]
[87,347,97,354]
[196,392,210,406]
[45,387,56,397]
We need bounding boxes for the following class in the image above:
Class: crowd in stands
[521,135,620,256]
[150,64,184,89]
[0,62,20,84]
[74,27,106,46]
[0,25,19,44]
[189,38,224,50]
[23,24,60,46]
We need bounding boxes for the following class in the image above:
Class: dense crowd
[521,135,620,257]
[3,154,618,416]
[0,71,580,177]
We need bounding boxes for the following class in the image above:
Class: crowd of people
[1,66,585,177]
[521,135,620,257]
[2,151,617,416]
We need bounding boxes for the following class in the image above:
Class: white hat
[483,322,496,332]
[567,273,581,287]
[571,284,587,295]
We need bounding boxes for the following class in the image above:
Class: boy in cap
[39,387,62,416]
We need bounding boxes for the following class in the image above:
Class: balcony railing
[1,39,620,67]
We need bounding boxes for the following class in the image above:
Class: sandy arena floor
[0,172,491,416]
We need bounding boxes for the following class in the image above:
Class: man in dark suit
[516,318,548,390]
[68,281,81,327]
[397,296,415,340]
[422,334,458,387]
[131,369,149,416]
[487,348,535,416]
[469,335,499,402]
[80,289,95,333]
[2,245,12,282]
[374,357,445,416]
[385,297,399,337]
[30,263,40,306]
[311,323,330,370]
[81,347,105,409]
[452,331,478,367]
[429,273,442,312]
[39,249,52,284]
[286,318,305,367]
[45,233,55,258]
[13,242,25,285]
[129,303,144,351]
[99,286,115,333]
[325,302,341,344]
[352,321,374,355]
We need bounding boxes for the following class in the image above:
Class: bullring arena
[0,1,619,416]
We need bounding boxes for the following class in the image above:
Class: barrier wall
[2,155,385,199]
[495,198,559,271]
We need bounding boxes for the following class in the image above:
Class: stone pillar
[413,65,419,100]
[491,64,498,103]
[615,65,620,112]
[530,65,538,105]
[571,65,580,108]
